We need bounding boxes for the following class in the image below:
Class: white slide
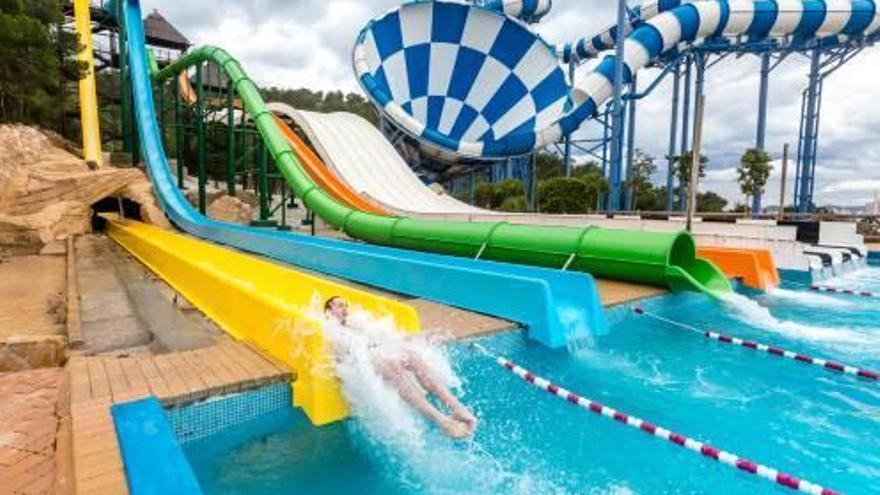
[268,102,485,215]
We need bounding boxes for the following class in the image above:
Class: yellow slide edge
[106,218,421,425]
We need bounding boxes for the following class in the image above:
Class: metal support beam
[753,52,771,216]
[624,73,638,211]
[563,60,575,177]
[666,61,680,211]
[607,0,628,211]
[796,49,821,213]
[678,54,693,211]
[173,76,185,190]
[195,64,206,214]
[226,80,236,196]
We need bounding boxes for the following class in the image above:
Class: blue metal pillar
[624,73,638,211]
[797,49,821,213]
[689,52,707,210]
[607,0,628,212]
[666,60,681,211]
[600,106,610,211]
[678,54,693,211]
[753,52,771,216]
[563,60,575,177]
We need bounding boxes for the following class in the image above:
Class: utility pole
[777,143,789,222]
[686,94,706,232]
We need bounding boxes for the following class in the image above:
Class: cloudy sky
[147,0,880,208]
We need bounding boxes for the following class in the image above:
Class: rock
[0,125,170,252]
[207,194,255,225]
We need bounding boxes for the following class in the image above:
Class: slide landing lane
[107,217,420,425]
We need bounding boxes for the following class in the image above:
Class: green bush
[499,195,528,212]
[538,177,590,214]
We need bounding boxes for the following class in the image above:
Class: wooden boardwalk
[67,342,291,495]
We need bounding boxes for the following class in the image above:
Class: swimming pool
[181,274,879,495]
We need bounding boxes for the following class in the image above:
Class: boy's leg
[401,352,477,429]
[374,358,469,438]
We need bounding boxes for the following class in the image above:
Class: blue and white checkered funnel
[353,1,572,160]
[482,0,553,23]
[356,0,880,161]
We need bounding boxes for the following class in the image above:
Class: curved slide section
[73,0,103,167]
[270,110,391,215]
[108,218,420,425]
[280,105,484,216]
[697,246,780,291]
[121,0,608,349]
[154,45,729,295]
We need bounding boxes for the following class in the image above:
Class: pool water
[184,271,880,495]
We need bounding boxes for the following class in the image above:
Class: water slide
[697,246,780,291]
[162,50,730,297]
[73,0,103,167]
[354,0,880,162]
[108,217,420,425]
[120,0,610,350]
[282,103,785,289]
[272,103,484,215]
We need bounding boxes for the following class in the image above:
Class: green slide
[155,47,731,296]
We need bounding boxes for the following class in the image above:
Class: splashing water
[301,295,571,495]
[719,292,872,347]
[765,287,853,308]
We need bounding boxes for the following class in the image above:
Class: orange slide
[697,247,781,291]
[271,115,391,216]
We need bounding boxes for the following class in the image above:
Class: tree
[538,177,589,213]
[697,191,728,212]
[471,179,525,209]
[626,149,656,210]
[673,150,708,189]
[0,0,86,128]
[737,148,773,213]
[535,152,564,180]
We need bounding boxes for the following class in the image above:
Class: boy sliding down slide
[324,296,477,439]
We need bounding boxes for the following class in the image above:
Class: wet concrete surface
[75,235,224,355]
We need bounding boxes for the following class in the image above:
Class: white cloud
[147,0,880,207]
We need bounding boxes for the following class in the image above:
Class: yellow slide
[107,218,421,425]
[73,0,103,167]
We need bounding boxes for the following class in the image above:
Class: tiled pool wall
[167,382,292,444]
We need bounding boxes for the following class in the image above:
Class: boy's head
[324,296,348,325]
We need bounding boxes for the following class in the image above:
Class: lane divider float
[633,307,878,382]
[809,285,876,298]
[472,343,842,495]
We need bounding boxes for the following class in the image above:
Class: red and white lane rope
[633,307,879,381]
[810,285,877,298]
[472,344,842,495]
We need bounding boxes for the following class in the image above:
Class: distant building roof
[143,9,190,50]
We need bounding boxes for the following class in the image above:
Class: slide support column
[678,53,693,211]
[607,0,628,212]
[666,59,680,212]
[226,80,236,196]
[753,52,771,217]
[624,73,638,211]
[195,64,206,214]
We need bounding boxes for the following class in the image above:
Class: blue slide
[120,0,606,348]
